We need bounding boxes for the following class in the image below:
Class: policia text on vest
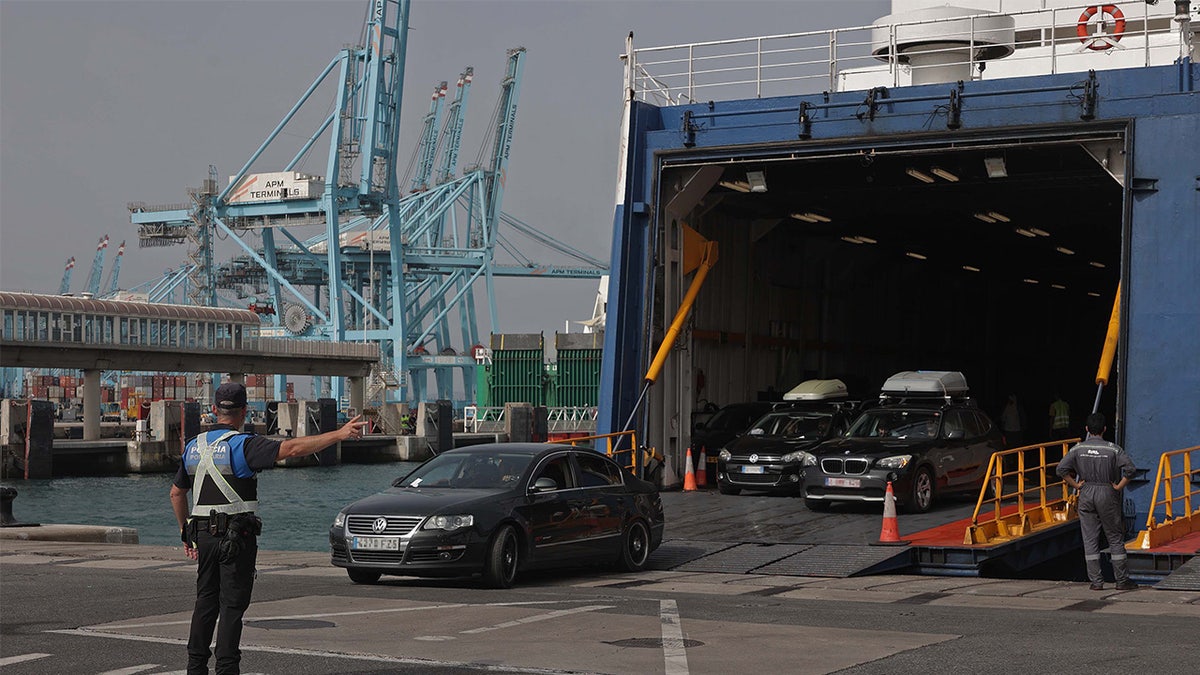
[169,382,368,675]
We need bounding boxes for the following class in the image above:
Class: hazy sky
[0,0,889,342]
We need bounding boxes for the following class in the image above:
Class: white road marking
[0,653,51,667]
[459,605,613,634]
[413,635,457,641]
[47,630,596,674]
[101,602,469,630]
[97,667,164,675]
[101,599,580,630]
[660,599,690,675]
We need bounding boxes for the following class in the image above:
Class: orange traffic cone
[695,446,708,487]
[874,481,910,546]
[682,447,698,491]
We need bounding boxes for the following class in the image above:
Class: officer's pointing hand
[341,415,369,440]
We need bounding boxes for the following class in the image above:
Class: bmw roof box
[880,371,969,399]
[783,378,849,401]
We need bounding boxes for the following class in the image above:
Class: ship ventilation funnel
[871,6,1015,86]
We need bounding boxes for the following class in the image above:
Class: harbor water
[4,462,421,552]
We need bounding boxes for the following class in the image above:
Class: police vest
[184,429,259,516]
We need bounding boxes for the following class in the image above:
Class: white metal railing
[625,2,1192,104]
[463,406,598,434]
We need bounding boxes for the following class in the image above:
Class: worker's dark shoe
[1115,580,1139,591]
[1089,582,1105,591]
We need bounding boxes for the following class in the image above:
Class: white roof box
[783,378,849,401]
[881,371,969,397]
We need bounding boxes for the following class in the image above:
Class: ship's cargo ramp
[648,442,1198,583]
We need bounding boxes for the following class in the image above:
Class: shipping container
[555,331,603,408]
[488,333,545,406]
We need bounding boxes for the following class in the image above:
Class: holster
[218,514,263,564]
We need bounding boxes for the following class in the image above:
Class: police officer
[1056,412,1138,591]
[169,382,367,675]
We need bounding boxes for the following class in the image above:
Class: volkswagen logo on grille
[749,454,759,463]
[372,517,388,534]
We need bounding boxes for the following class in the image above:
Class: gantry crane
[127,0,606,406]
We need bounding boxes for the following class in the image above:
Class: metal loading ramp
[1150,552,1200,591]
[647,541,912,578]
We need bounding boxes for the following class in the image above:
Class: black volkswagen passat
[329,443,664,588]
[802,403,1004,513]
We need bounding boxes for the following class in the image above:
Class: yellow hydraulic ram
[621,224,718,433]
[1092,281,1121,414]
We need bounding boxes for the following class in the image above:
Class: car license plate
[740,465,765,474]
[825,477,861,488]
[351,536,400,551]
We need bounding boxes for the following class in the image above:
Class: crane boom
[84,235,109,296]
[58,257,75,295]
[104,241,126,297]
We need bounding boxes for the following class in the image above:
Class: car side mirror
[530,477,558,493]
[945,429,966,440]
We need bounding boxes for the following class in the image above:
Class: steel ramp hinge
[1131,177,1159,193]
[1080,70,1099,121]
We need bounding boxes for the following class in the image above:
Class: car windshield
[747,411,831,439]
[397,452,534,489]
[847,410,940,439]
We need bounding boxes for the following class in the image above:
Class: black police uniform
[1056,434,1137,587]
[175,424,280,675]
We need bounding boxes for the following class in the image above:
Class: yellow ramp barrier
[963,440,1078,546]
[1129,445,1200,549]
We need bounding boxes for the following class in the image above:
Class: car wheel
[718,483,741,495]
[482,524,519,589]
[804,498,832,512]
[907,467,935,513]
[347,568,381,584]
[615,519,651,572]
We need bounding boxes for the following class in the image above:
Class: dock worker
[1055,412,1138,591]
[169,382,368,675]
[1049,393,1071,440]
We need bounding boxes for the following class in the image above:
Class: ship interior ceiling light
[905,168,936,183]
[986,211,1010,222]
[1014,228,1038,237]
[790,212,831,223]
[1029,227,1051,237]
[973,213,997,223]
[930,167,959,182]
[719,180,752,193]
[746,170,768,193]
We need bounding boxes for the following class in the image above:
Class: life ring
[1076,5,1126,51]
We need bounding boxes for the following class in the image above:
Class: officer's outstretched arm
[277,415,369,460]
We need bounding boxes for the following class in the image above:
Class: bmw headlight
[333,511,346,527]
[422,514,475,531]
[877,454,912,469]
[718,449,731,461]
[781,450,817,466]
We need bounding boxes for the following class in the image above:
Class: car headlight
[333,511,346,527]
[422,514,475,531]
[718,449,731,461]
[781,450,817,466]
[877,454,913,469]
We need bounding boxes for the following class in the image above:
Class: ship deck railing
[625,2,1189,105]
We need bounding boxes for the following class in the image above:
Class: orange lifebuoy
[1077,4,1126,51]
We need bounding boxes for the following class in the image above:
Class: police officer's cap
[214,382,248,410]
